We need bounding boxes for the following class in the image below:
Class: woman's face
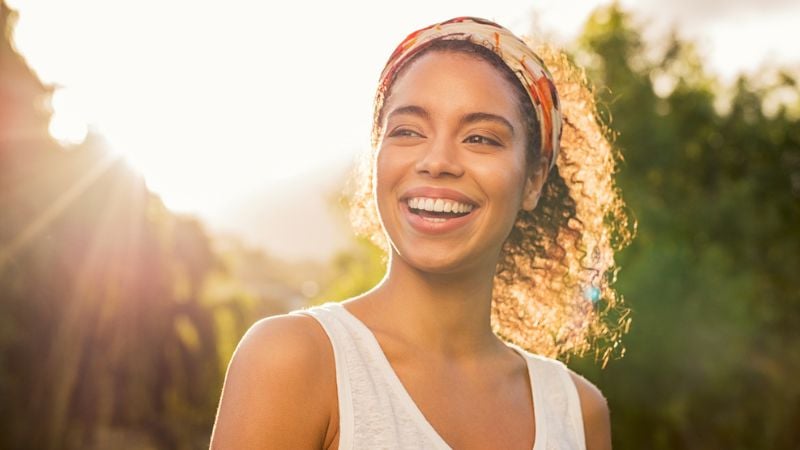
[375,50,545,274]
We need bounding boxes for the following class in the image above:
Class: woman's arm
[209,314,336,449]
[569,370,612,450]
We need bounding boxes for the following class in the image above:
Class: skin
[210,51,611,450]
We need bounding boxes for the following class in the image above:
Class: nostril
[415,153,464,177]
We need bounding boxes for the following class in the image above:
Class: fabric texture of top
[292,302,587,450]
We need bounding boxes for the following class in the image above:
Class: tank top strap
[294,302,450,449]
[290,304,356,449]
[514,348,587,450]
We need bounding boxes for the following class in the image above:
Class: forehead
[383,50,523,120]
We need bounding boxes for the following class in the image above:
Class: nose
[414,136,464,178]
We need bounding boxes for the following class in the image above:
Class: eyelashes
[387,127,503,147]
[463,134,502,146]
[387,128,425,138]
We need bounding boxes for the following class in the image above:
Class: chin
[392,245,487,276]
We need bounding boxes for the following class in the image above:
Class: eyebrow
[386,105,430,121]
[460,112,515,137]
[386,105,515,137]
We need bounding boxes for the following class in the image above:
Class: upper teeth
[408,197,474,213]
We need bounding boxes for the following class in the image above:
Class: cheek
[475,156,528,208]
[375,146,414,193]
[374,150,393,196]
[373,148,404,216]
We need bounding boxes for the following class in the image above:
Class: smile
[401,197,478,233]
[407,197,474,222]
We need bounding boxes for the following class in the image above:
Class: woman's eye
[388,128,424,138]
[464,135,501,146]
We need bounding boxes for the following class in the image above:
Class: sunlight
[5,0,547,217]
[0,152,121,272]
[48,88,88,145]
[8,0,799,221]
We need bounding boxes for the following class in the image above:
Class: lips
[400,186,478,206]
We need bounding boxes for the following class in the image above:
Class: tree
[570,4,800,448]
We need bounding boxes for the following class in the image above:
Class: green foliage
[311,235,386,304]
[569,4,800,449]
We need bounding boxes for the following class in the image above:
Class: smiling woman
[210,16,632,450]
[375,49,537,276]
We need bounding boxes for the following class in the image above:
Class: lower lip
[401,201,478,235]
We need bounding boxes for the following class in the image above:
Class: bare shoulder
[210,313,336,449]
[233,313,332,374]
[568,369,612,450]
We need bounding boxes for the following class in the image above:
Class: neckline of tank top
[323,301,547,450]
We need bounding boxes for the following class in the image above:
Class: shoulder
[233,312,333,373]
[222,312,335,393]
[210,312,337,449]
[567,369,612,450]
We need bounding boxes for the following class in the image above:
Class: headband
[376,17,562,171]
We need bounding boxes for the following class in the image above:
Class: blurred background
[1,0,798,449]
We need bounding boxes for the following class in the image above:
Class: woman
[211,16,631,450]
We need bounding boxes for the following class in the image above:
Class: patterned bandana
[376,16,562,171]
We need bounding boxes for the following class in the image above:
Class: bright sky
[6,0,800,258]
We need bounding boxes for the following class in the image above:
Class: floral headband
[376,16,562,171]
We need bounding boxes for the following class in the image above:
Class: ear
[521,158,548,211]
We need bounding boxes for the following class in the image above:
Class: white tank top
[293,302,587,450]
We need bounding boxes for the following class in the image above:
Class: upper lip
[400,186,478,206]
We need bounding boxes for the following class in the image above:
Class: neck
[364,249,504,359]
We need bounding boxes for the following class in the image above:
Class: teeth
[407,197,474,214]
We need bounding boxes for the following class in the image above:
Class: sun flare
[10,0,799,218]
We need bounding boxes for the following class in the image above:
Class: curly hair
[347,38,635,365]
